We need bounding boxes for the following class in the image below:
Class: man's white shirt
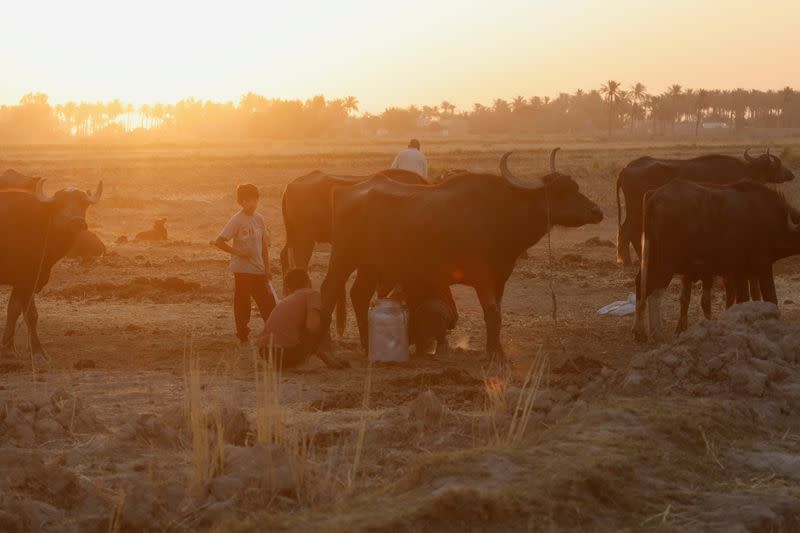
[391,148,428,178]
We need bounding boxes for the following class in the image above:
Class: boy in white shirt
[213,183,276,344]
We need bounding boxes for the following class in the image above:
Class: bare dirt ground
[2,139,800,531]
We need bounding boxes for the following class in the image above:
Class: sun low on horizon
[2,0,800,112]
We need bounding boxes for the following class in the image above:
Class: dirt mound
[0,449,88,529]
[51,276,207,303]
[0,389,104,445]
[117,405,250,448]
[626,302,800,401]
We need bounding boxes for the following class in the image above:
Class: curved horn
[787,210,800,233]
[87,181,103,204]
[743,147,755,163]
[549,147,561,172]
[499,152,545,191]
[35,179,54,204]
[499,152,516,180]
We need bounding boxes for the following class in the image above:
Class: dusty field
[2,138,800,531]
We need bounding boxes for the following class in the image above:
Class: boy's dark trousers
[233,273,276,342]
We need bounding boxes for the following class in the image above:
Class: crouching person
[257,269,348,369]
[406,285,458,356]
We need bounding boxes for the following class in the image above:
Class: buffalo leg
[700,276,712,319]
[616,219,633,266]
[759,268,777,305]
[633,270,648,342]
[22,296,46,360]
[281,237,315,295]
[723,276,737,308]
[749,277,762,301]
[475,284,503,360]
[349,269,376,351]
[676,275,692,334]
[647,288,665,343]
[629,219,644,263]
[1,287,24,358]
[735,276,750,304]
[434,334,450,356]
[319,259,357,343]
[279,244,292,281]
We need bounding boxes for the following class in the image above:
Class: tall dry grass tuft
[253,341,334,507]
[506,351,548,445]
[348,361,373,491]
[484,349,548,446]
[185,343,224,492]
[254,343,283,445]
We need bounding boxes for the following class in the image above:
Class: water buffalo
[0,180,102,360]
[280,168,426,334]
[633,180,799,342]
[320,149,604,360]
[616,149,794,266]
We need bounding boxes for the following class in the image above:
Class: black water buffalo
[616,149,794,266]
[0,180,102,360]
[320,149,603,359]
[280,168,427,274]
[280,168,426,334]
[0,169,40,191]
[633,180,799,342]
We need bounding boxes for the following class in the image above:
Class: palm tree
[106,99,124,131]
[629,83,647,134]
[492,99,510,114]
[693,89,708,137]
[440,100,455,117]
[343,96,359,116]
[511,96,527,113]
[780,86,793,127]
[599,80,623,136]
[140,104,151,129]
[667,84,683,135]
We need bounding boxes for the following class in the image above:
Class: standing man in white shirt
[390,139,428,178]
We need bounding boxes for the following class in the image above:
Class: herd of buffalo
[0,146,796,363]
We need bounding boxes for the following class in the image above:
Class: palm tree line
[2,84,799,141]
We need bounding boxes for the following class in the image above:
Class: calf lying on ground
[135,218,167,241]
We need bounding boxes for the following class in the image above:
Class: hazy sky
[3,0,799,113]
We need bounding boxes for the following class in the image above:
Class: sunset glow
[3,0,799,112]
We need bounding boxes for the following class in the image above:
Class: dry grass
[348,361,373,490]
[506,352,548,445]
[484,349,549,446]
[185,341,224,492]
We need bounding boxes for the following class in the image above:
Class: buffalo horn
[743,147,755,163]
[499,152,545,191]
[550,147,560,172]
[87,181,103,204]
[788,211,800,232]
[35,179,55,203]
